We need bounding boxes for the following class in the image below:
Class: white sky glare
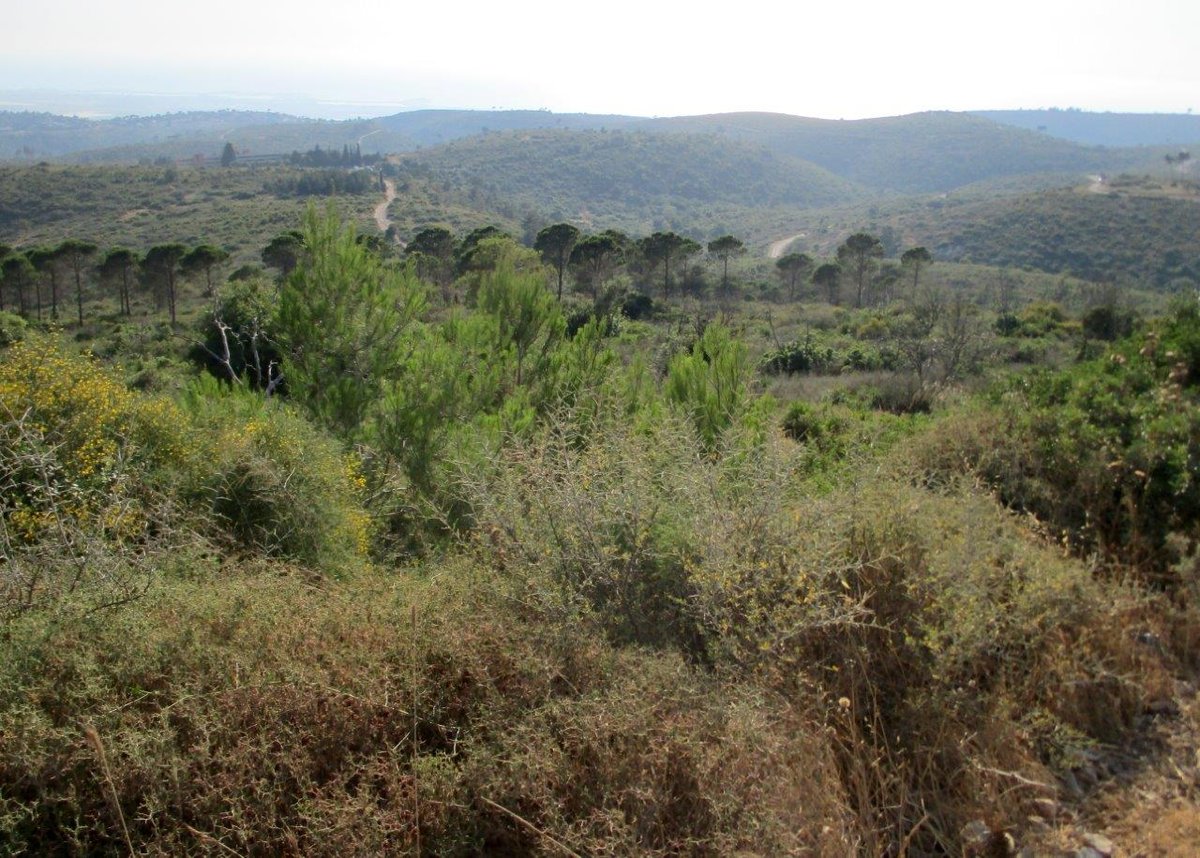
[4,0,1197,118]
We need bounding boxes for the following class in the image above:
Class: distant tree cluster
[266,169,377,197]
[398,220,942,319]
[0,238,234,327]
[287,144,381,169]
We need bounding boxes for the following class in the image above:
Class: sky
[3,0,1198,119]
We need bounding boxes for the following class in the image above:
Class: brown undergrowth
[2,385,1197,854]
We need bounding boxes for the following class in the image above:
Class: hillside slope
[638,111,1159,193]
[976,109,1200,147]
[881,182,1200,287]
[0,110,304,160]
[398,128,866,231]
[0,109,638,163]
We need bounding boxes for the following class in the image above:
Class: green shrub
[0,311,26,346]
[182,379,369,571]
[780,400,847,446]
[665,323,751,453]
[913,308,1200,579]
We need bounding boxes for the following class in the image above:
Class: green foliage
[775,251,814,299]
[780,400,845,445]
[277,205,425,437]
[917,303,1200,576]
[0,336,196,615]
[534,221,580,299]
[261,231,305,277]
[761,338,839,375]
[193,275,281,388]
[266,169,377,197]
[639,231,702,298]
[1081,303,1135,341]
[707,234,746,290]
[182,380,369,569]
[812,261,841,303]
[569,230,625,299]
[0,311,26,346]
[0,165,379,266]
[475,261,564,386]
[665,324,751,453]
[400,129,862,225]
[368,261,611,541]
[142,242,187,324]
[881,188,1200,288]
[180,243,230,296]
[836,232,885,307]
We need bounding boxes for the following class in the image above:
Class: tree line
[410,221,933,309]
[0,240,230,327]
[0,219,935,334]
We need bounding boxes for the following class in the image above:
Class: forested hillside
[640,110,1162,192]
[4,108,1175,195]
[977,108,1200,147]
[397,129,865,230]
[875,182,1200,288]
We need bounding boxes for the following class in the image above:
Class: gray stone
[1081,832,1114,856]
[961,819,991,846]
[1031,797,1060,820]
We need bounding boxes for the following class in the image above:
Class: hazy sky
[4,0,1198,118]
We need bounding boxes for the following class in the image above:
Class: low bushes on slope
[466,403,1183,853]
[0,336,368,621]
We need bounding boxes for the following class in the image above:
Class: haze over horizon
[4,0,1197,121]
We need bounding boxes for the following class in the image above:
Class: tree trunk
[74,263,84,326]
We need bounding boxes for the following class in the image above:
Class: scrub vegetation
[2,106,1200,855]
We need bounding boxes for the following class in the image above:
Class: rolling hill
[637,111,1161,194]
[0,109,633,164]
[395,128,866,235]
[874,179,1200,288]
[975,109,1200,147]
[0,108,1176,200]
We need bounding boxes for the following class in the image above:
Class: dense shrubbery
[0,336,197,615]
[915,301,1200,579]
[3,206,1198,856]
[0,335,370,615]
[182,379,370,569]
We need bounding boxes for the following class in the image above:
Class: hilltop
[0,108,1173,196]
[976,108,1200,147]
[638,110,1161,193]
[396,129,864,235]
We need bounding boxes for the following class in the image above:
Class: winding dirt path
[373,178,397,234]
[768,232,807,258]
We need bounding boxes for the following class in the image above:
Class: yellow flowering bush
[0,336,193,547]
[0,336,200,614]
[1,337,369,616]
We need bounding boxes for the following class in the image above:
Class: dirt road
[373,179,396,234]
[768,232,806,258]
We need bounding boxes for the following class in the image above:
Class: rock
[1081,832,1114,856]
[1060,770,1084,799]
[961,819,991,846]
[1031,797,1060,821]
[1074,849,1104,858]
